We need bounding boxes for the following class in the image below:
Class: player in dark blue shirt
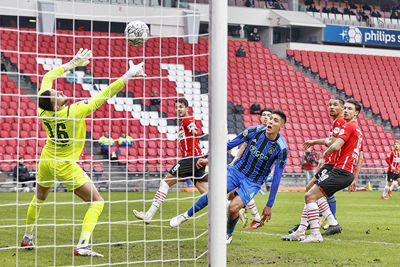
[169,110,288,244]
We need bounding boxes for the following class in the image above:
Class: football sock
[383,185,390,196]
[79,201,104,246]
[306,202,320,235]
[247,199,261,222]
[187,193,208,217]
[147,180,169,218]
[298,204,308,233]
[26,195,44,233]
[317,197,337,226]
[326,195,337,218]
[185,179,193,188]
[227,215,239,235]
[389,181,397,191]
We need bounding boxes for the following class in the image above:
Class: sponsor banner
[324,24,400,47]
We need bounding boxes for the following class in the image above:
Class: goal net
[0,1,212,265]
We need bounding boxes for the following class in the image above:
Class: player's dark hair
[345,98,362,113]
[331,95,344,105]
[272,110,287,124]
[175,97,189,107]
[38,90,54,111]
[260,108,273,118]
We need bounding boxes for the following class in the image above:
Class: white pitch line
[2,218,399,246]
[236,230,400,246]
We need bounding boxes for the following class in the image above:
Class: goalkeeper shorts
[37,158,89,191]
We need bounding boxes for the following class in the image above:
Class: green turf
[0,191,399,266]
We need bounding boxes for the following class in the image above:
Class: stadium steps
[287,51,400,138]
[288,50,400,134]
[1,53,37,100]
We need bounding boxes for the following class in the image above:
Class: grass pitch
[0,190,399,266]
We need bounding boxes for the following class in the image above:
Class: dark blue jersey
[227,126,288,207]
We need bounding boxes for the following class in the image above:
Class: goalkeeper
[20,48,145,257]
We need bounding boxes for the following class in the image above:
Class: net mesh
[0,1,209,265]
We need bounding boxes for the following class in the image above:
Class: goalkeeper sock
[306,202,320,235]
[326,195,337,218]
[78,201,104,247]
[227,215,239,235]
[26,195,44,234]
[147,180,169,218]
[247,199,261,222]
[298,204,308,233]
[317,197,337,226]
[187,193,208,217]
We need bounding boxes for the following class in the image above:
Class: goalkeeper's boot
[281,230,305,241]
[247,219,264,229]
[238,208,248,228]
[132,210,152,224]
[301,233,323,243]
[226,234,233,245]
[21,234,34,250]
[322,224,342,236]
[74,246,104,257]
[388,190,392,198]
[170,213,189,228]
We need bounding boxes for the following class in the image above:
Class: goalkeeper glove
[121,61,146,84]
[62,48,92,71]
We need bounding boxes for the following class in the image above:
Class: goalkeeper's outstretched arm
[72,60,145,118]
[38,48,92,96]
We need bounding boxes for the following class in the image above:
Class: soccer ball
[347,27,362,44]
[125,20,149,46]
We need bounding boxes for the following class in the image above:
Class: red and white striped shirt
[334,120,364,175]
[326,116,346,165]
[178,116,202,157]
[386,150,400,174]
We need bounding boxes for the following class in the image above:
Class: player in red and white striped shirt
[300,99,364,243]
[282,96,345,241]
[133,98,208,223]
[382,140,400,199]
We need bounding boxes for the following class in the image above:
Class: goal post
[208,0,227,266]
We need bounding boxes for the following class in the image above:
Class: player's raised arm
[38,49,92,95]
[72,60,145,118]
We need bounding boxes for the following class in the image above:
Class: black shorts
[315,164,334,181]
[316,168,354,197]
[387,172,400,182]
[169,157,208,183]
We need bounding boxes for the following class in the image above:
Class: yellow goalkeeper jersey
[38,67,125,161]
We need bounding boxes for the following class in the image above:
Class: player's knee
[304,191,315,203]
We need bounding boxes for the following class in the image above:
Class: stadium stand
[0,26,395,176]
[288,49,396,172]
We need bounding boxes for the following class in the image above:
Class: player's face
[266,114,284,134]
[343,102,358,121]
[175,102,187,118]
[50,89,68,110]
[328,99,343,117]
[260,111,272,126]
[394,142,400,151]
